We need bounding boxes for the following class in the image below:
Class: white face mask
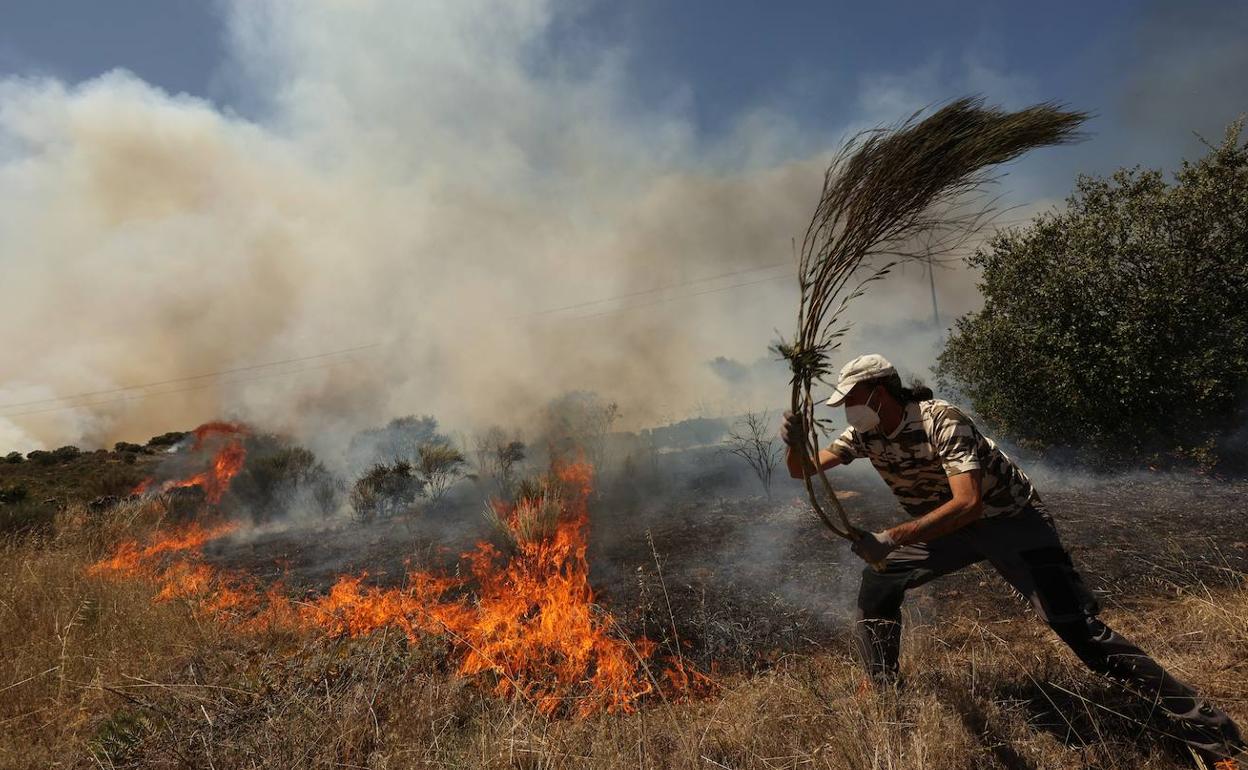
[845,387,881,432]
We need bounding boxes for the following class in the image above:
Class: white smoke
[0,0,1028,456]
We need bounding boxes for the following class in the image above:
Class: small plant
[146,431,188,449]
[349,461,424,523]
[481,474,563,548]
[722,411,783,498]
[4,451,24,464]
[51,446,81,462]
[473,427,526,496]
[229,445,340,520]
[0,485,28,504]
[26,450,55,465]
[415,442,467,509]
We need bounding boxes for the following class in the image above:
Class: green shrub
[937,121,1248,471]
[228,445,340,521]
[0,485,28,504]
[415,442,467,508]
[0,499,57,534]
[90,467,145,499]
[146,431,187,449]
[3,451,23,464]
[349,461,424,523]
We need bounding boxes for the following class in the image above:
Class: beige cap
[825,353,896,406]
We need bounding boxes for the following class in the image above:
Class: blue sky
[3,0,1245,188]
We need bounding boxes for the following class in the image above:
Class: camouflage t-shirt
[828,399,1038,518]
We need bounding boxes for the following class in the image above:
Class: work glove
[852,530,897,565]
[780,410,806,448]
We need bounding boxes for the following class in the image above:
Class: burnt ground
[202,464,1248,674]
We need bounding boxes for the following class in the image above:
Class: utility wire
[3,261,798,415]
[568,270,793,321]
[1,357,365,418]
[0,343,382,410]
[1,203,1023,418]
[512,260,790,320]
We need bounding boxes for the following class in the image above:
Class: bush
[0,485,28,504]
[539,391,620,470]
[228,445,340,521]
[415,443,467,508]
[91,467,145,499]
[0,499,57,534]
[4,451,23,464]
[349,461,424,523]
[937,121,1248,471]
[146,432,187,449]
[346,415,442,471]
[26,450,55,465]
[113,442,144,454]
[51,446,81,462]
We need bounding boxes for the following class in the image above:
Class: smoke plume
[1,0,994,456]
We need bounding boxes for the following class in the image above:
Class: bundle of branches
[776,96,1086,543]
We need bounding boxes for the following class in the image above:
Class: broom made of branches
[776,97,1086,549]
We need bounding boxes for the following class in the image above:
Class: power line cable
[510,260,791,320]
[569,270,793,321]
[0,343,382,410]
[3,262,797,413]
[2,356,370,418]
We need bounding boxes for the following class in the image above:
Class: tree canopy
[937,121,1248,471]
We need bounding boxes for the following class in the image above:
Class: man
[781,353,1244,768]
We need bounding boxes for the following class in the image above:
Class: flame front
[131,422,248,503]
[90,457,692,717]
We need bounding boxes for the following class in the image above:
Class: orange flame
[90,457,707,717]
[131,422,248,503]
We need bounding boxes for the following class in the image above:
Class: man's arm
[781,411,845,479]
[786,443,842,479]
[884,469,983,546]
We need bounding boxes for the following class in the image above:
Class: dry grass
[2,499,1243,769]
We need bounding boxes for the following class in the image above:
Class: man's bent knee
[857,567,909,619]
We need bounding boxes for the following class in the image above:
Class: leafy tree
[937,122,1248,470]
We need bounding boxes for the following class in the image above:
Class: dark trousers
[855,503,1243,759]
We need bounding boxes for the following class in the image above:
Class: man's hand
[852,531,896,564]
[780,410,806,447]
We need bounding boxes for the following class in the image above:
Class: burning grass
[2,443,1245,768]
[83,458,688,721]
[3,494,1245,768]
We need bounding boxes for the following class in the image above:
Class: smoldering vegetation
[14,390,1242,671]
[2,415,1246,768]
